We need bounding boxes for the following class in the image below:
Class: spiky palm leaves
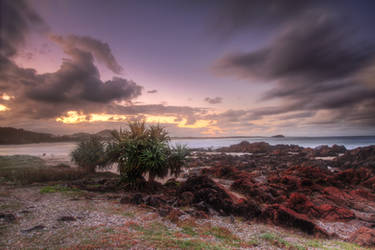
[107,120,187,185]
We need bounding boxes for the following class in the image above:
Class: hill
[0,127,115,144]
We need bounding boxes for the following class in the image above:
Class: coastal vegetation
[105,120,189,184]
[71,136,108,173]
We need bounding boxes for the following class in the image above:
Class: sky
[1,0,375,136]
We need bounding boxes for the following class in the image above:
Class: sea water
[0,136,374,158]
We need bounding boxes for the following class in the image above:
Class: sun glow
[1,93,14,101]
[56,111,221,133]
[0,104,10,111]
[56,111,128,124]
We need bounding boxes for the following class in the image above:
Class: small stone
[0,213,16,223]
[57,216,76,222]
[21,224,45,233]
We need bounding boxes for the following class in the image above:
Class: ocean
[0,136,374,158]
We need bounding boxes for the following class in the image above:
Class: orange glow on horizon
[55,111,221,134]
[0,104,10,111]
[1,93,14,101]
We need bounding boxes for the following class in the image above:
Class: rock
[57,216,76,222]
[349,227,375,247]
[120,193,144,205]
[158,207,171,217]
[178,192,194,206]
[317,204,355,221]
[164,178,181,188]
[218,141,272,153]
[193,201,210,213]
[286,193,319,217]
[144,195,166,208]
[193,210,209,219]
[0,213,16,223]
[21,224,45,233]
[262,205,328,236]
[166,209,184,223]
[314,144,346,157]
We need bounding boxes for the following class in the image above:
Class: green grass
[259,232,306,250]
[0,155,86,184]
[122,211,135,218]
[331,240,366,250]
[0,155,46,170]
[305,239,324,248]
[181,225,198,237]
[128,222,230,249]
[40,185,80,194]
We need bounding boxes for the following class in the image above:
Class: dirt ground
[0,183,370,250]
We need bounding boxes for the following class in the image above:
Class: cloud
[210,0,316,38]
[0,0,48,57]
[0,0,219,136]
[0,0,142,120]
[51,34,123,74]
[147,89,158,94]
[204,96,223,104]
[214,12,375,128]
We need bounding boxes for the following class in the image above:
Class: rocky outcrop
[178,175,261,219]
[349,227,375,247]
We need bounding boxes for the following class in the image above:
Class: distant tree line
[0,127,103,144]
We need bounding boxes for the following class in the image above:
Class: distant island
[271,134,285,138]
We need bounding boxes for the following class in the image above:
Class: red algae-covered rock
[262,204,329,236]
[363,176,375,191]
[349,227,375,247]
[350,188,375,201]
[323,186,353,206]
[337,145,375,169]
[317,204,355,221]
[287,193,318,216]
[314,144,346,157]
[333,168,372,186]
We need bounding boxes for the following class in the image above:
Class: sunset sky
[1,0,375,136]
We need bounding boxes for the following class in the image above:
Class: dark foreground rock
[178,175,261,219]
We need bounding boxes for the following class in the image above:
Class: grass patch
[305,239,324,248]
[122,211,135,218]
[203,226,239,242]
[181,225,198,237]
[259,232,306,250]
[0,202,22,211]
[0,155,46,170]
[128,222,228,249]
[332,240,366,250]
[0,155,86,184]
[40,185,80,194]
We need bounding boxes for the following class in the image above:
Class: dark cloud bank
[213,3,375,131]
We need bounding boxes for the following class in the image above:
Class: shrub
[71,136,108,173]
[168,144,189,178]
[106,120,188,184]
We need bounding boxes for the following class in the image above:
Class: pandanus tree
[106,120,189,185]
[71,136,108,173]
